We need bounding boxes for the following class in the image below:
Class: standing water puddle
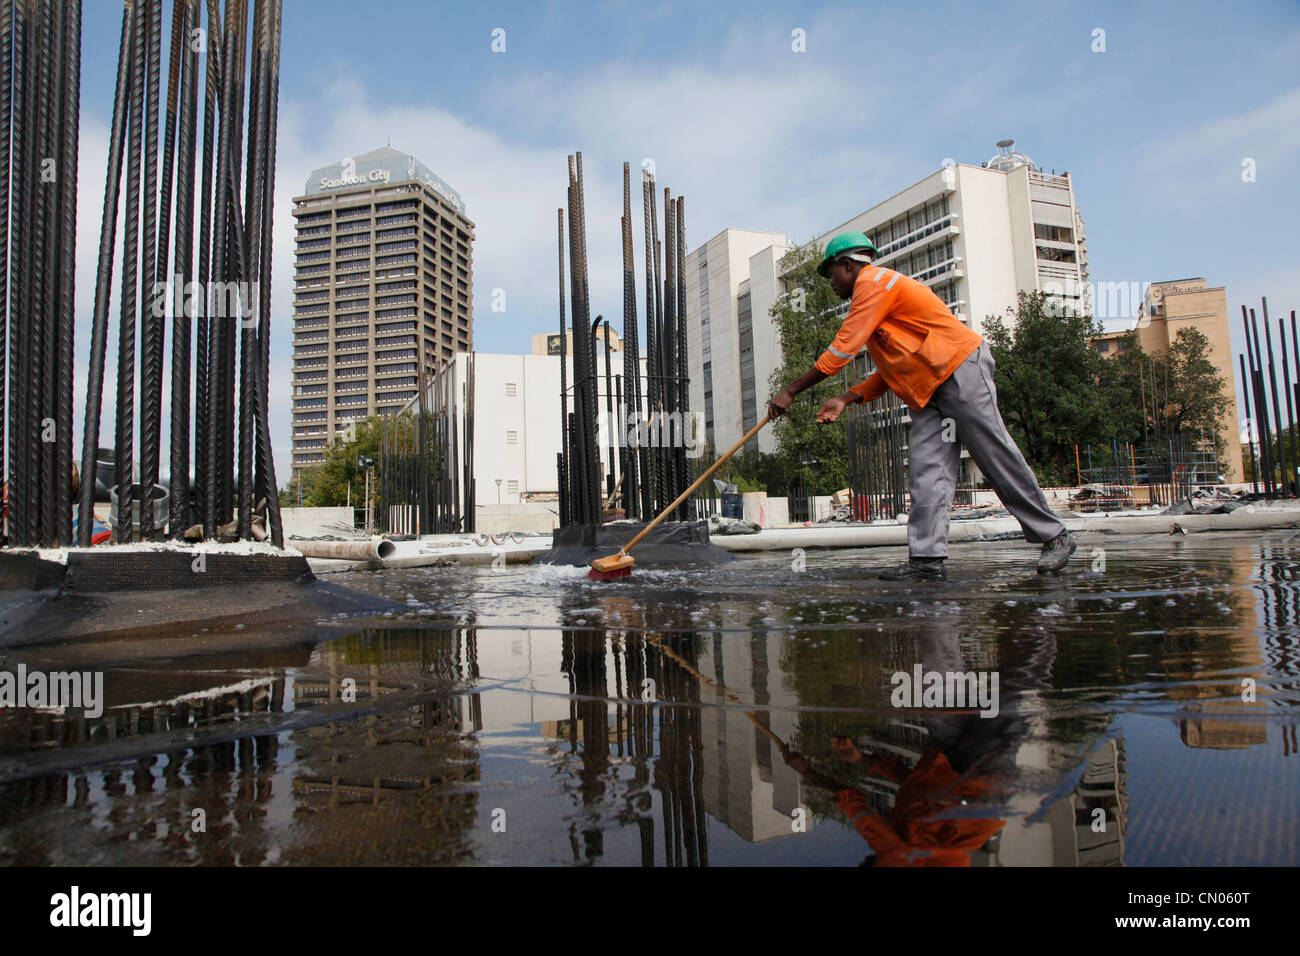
[1,531,1297,865]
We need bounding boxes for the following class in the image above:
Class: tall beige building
[1093,278,1243,483]
[290,146,475,478]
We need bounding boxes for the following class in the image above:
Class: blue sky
[70,0,1300,481]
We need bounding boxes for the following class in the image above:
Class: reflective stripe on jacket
[813,264,983,410]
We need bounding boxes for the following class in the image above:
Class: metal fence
[845,389,909,521]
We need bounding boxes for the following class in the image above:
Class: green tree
[1154,327,1232,441]
[1094,327,1231,477]
[1096,334,1148,446]
[983,291,1112,484]
[300,415,388,507]
[766,243,852,495]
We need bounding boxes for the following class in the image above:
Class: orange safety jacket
[833,747,1005,867]
[813,263,983,410]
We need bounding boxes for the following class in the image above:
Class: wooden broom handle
[603,470,626,509]
[616,411,773,557]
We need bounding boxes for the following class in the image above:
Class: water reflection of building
[695,630,805,843]
[1166,541,1273,750]
[0,629,485,865]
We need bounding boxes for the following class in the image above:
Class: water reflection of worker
[782,625,1054,865]
[785,740,1004,867]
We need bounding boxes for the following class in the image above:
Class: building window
[506,430,518,445]
[1033,223,1074,243]
[507,480,519,495]
[505,382,517,397]
[1096,340,1110,353]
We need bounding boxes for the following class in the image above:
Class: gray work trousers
[906,342,1065,558]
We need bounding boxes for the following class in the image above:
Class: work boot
[879,557,947,582]
[1037,530,1076,573]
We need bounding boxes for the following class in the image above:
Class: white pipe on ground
[291,539,396,562]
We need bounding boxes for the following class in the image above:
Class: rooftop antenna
[986,138,1037,172]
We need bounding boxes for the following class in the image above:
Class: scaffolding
[1079,436,1223,508]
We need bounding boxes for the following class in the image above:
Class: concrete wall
[741,492,788,527]
[280,506,354,536]
[474,502,560,535]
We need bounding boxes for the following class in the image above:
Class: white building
[683,229,789,454]
[686,141,1090,457]
[409,344,649,508]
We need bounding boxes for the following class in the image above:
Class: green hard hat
[817,231,879,278]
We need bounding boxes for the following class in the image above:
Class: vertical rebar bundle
[619,162,641,520]
[1,0,81,548]
[67,0,285,548]
[554,154,692,529]
[1240,296,1299,497]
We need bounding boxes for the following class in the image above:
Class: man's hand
[769,368,830,420]
[783,750,811,774]
[767,388,794,420]
[816,392,859,423]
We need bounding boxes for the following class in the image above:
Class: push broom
[589,411,773,580]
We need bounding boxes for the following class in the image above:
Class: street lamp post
[358,455,376,533]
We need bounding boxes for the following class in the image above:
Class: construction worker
[767,231,1075,580]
